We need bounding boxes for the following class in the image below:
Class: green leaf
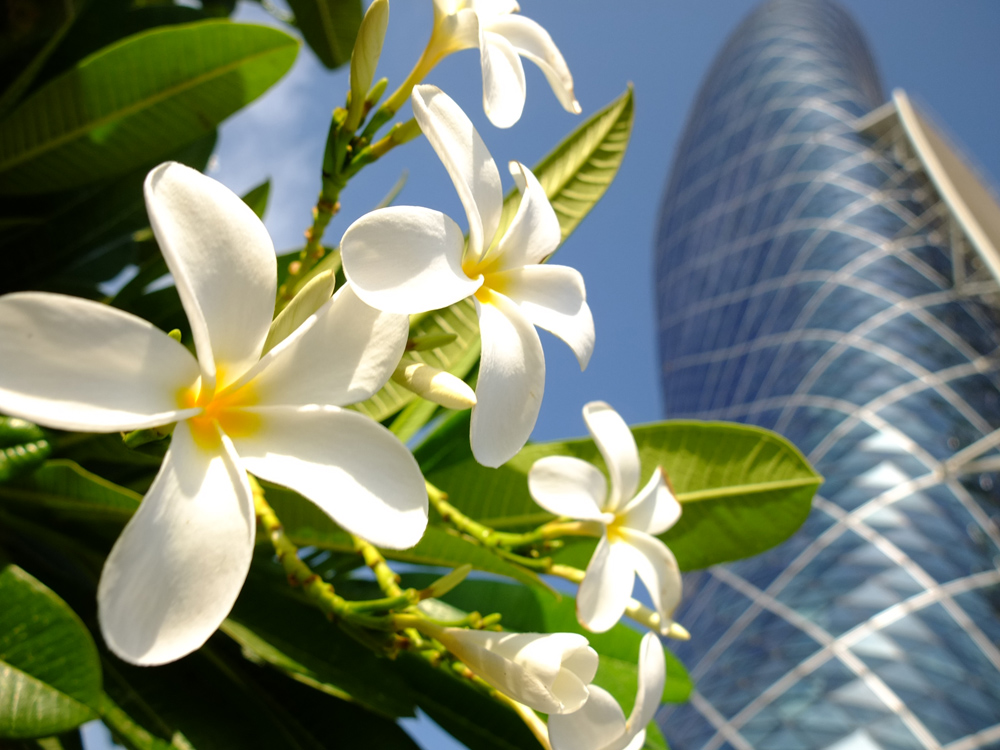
[286,0,362,70]
[264,484,543,588]
[0,417,52,483]
[499,85,634,244]
[422,417,822,570]
[0,459,140,522]
[408,577,692,707]
[241,178,271,219]
[0,562,101,738]
[221,575,417,718]
[0,20,298,194]
[351,87,636,426]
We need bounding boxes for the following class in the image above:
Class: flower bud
[391,358,476,409]
[433,628,598,714]
[346,0,389,131]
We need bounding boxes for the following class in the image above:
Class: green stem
[98,692,182,750]
[275,194,339,309]
[352,533,404,597]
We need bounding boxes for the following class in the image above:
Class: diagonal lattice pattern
[654,1,1000,748]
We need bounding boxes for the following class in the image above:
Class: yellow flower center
[178,371,260,450]
[606,513,627,543]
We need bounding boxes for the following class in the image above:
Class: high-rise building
[654,1,1000,748]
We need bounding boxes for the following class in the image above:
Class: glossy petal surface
[97,422,254,665]
[548,686,627,750]
[622,529,682,625]
[577,536,635,633]
[234,406,427,549]
[528,455,608,519]
[0,293,199,431]
[494,265,594,369]
[583,401,640,511]
[245,285,407,407]
[621,468,681,536]
[341,206,480,314]
[492,161,560,269]
[628,632,667,736]
[471,291,545,467]
[479,30,526,128]
[412,85,502,260]
[144,162,275,388]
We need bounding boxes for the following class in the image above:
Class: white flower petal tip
[433,628,598,714]
[429,5,579,127]
[664,621,690,641]
[530,403,684,633]
[548,632,666,750]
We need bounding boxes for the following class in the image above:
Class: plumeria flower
[548,632,666,750]
[0,162,428,666]
[385,0,581,128]
[342,85,594,468]
[424,624,598,714]
[528,402,682,633]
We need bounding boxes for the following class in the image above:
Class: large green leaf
[264,483,542,588]
[0,562,101,738]
[352,87,635,425]
[421,416,822,570]
[0,20,298,194]
[286,0,362,70]
[0,417,51,483]
[0,460,140,522]
[408,577,692,707]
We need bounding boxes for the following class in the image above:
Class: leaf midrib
[677,475,821,503]
[0,31,295,172]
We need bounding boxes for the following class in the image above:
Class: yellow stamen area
[606,514,627,544]
[177,374,260,451]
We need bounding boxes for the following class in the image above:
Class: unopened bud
[421,564,471,599]
[263,270,336,354]
[346,0,389,132]
[392,359,476,409]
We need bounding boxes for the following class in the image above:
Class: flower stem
[493,694,552,750]
[352,533,403,597]
[275,194,339,309]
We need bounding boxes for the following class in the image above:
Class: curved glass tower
[655,1,1000,748]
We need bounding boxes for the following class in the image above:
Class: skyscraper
[654,1,1000,748]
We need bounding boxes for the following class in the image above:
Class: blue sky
[214,0,1000,450]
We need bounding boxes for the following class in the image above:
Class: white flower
[529,402,682,633]
[416,0,581,128]
[0,162,428,666]
[548,632,666,750]
[342,85,594,468]
[430,626,598,714]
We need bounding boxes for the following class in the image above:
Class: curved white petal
[411,85,502,261]
[233,406,427,549]
[486,14,581,114]
[0,292,200,431]
[97,421,254,665]
[242,285,407,407]
[621,731,648,750]
[577,536,635,633]
[341,205,481,314]
[470,291,544,468]
[493,265,594,370]
[548,686,627,750]
[144,162,276,389]
[479,30,526,128]
[621,529,682,626]
[583,402,640,512]
[528,455,608,519]
[491,162,560,269]
[627,632,667,739]
[621,468,681,536]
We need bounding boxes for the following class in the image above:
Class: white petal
[528,455,608,519]
[340,205,481,314]
[621,529,683,627]
[411,85,502,261]
[577,536,635,633]
[470,0,519,18]
[241,285,407,407]
[620,468,681,536]
[479,30,526,128]
[493,264,594,370]
[627,632,667,739]
[583,402,639,511]
[470,291,544,467]
[621,731,648,750]
[0,292,200,432]
[97,421,254,665]
[233,406,427,549]
[145,162,276,388]
[548,686,627,750]
[486,14,581,114]
[491,161,560,269]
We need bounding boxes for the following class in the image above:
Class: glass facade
[654,1,1000,748]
